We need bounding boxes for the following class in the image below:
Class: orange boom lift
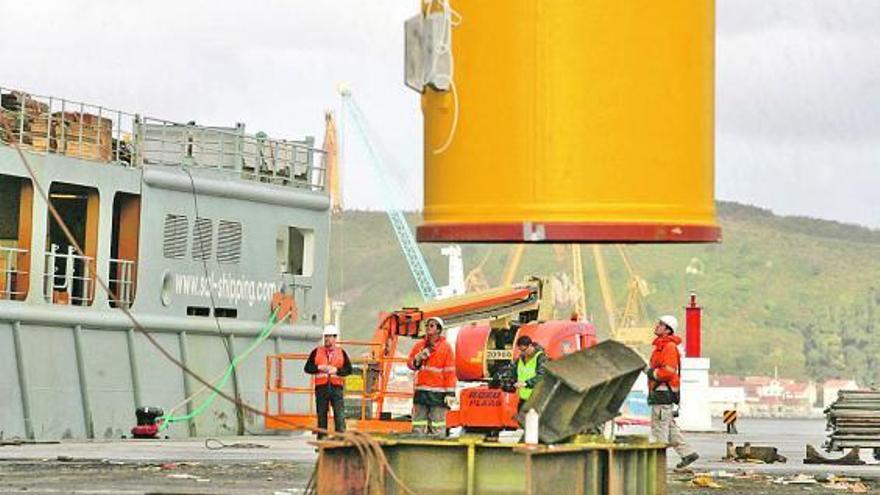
[264,277,597,433]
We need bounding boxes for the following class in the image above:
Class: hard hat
[425,317,444,330]
[658,315,678,332]
[322,325,339,337]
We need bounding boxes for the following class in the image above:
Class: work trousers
[412,403,448,437]
[315,385,346,437]
[650,405,695,457]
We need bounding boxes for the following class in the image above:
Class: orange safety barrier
[264,338,414,433]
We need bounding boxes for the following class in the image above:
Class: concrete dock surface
[0,419,876,494]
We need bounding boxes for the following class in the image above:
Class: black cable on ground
[204,437,268,450]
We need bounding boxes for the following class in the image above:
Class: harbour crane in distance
[339,91,439,301]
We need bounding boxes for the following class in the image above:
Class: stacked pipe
[825,390,880,451]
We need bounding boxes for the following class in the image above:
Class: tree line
[799,288,880,386]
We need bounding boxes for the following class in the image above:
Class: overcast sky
[2,0,878,228]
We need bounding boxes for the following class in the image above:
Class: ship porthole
[160,271,173,306]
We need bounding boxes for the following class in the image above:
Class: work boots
[676,453,700,469]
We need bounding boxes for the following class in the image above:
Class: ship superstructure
[0,86,330,439]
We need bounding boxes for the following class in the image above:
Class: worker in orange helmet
[407,317,456,437]
[304,325,352,438]
[646,315,699,469]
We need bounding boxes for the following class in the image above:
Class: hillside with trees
[327,202,880,385]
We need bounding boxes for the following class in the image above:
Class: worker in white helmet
[646,314,699,469]
[304,325,352,437]
[407,316,456,437]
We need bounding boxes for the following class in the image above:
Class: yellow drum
[417,0,720,243]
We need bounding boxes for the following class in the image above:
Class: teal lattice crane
[341,92,439,300]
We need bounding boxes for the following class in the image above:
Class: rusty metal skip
[314,341,667,495]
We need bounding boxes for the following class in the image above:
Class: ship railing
[0,86,138,166]
[43,244,94,306]
[0,246,28,301]
[108,258,136,308]
[0,86,327,192]
[137,117,327,192]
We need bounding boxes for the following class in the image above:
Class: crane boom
[592,245,618,335]
[500,244,525,286]
[341,94,439,300]
[592,245,654,345]
[571,245,587,320]
[323,111,342,217]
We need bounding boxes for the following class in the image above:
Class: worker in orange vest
[646,315,699,469]
[407,317,456,437]
[304,325,352,437]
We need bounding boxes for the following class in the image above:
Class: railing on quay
[0,86,326,192]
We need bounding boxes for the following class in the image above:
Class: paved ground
[669,474,874,495]
[0,434,317,463]
[668,418,879,494]
[0,434,317,495]
[0,419,877,493]
[677,418,880,475]
[0,459,315,495]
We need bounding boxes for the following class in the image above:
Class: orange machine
[449,318,597,430]
[265,277,597,433]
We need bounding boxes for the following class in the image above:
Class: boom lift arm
[264,277,599,433]
[369,278,547,416]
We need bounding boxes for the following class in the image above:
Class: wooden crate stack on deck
[30,113,55,152]
[0,92,50,147]
[54,112,113,162]
[1,92,116,163]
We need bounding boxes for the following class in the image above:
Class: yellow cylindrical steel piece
[418,0,720,243]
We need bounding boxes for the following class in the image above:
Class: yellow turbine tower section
[416,1,720,243]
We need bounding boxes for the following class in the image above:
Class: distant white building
[709,374,819,417]
[759,379,785,399]
[782,381,817,406]
[708,386,746,416]
[822,379,859,409]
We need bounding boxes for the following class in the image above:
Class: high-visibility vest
[314,346,345,387]
[648,335,681,391]
[516,351,544,401]
[407,337,457,394]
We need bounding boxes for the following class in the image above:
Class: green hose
[158,310,279,431]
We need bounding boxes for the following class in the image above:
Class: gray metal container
[520,340,646,444]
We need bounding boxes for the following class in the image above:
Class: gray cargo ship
[0,86,330,439]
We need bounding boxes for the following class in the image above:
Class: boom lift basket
[520,340,646,443]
